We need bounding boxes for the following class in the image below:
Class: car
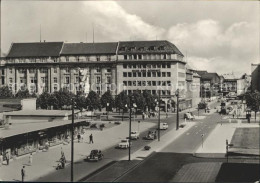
[130,131,140,140]
[85,149,103,162]
[184,112,194,120]
[160,123,169,130]
[143,131,156,140]
[118,139,130,149]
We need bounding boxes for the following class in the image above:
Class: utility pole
[128,98,132,161]
[71,98,74,182]
[176,89,179,130]
[158,92,161,141]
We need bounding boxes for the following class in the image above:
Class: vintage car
[85,149,104,162]
[184,112,195,120]
[143,131,156,140]
[118,139,130,149]
[130,131,140,140]
[160,123,169,130]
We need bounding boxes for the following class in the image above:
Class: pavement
[0,120,155,181]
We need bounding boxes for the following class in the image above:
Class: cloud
[167,19,259,74]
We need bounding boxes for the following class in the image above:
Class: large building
[0,40,201,109]
[251,63,260,92]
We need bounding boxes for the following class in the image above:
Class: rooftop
[61,42,118,55]
[3,110,80,117]
[118,40,184,56]
[0,119,86,138]
[6,42,64,58]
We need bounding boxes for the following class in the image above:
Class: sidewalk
[0,121,155,181]
[195,121,260,158]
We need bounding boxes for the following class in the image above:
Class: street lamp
[128,96,135,161]
[106,103,109,120]
[201,133,204,148]
[155,92,161,141]
[175,89,179,130]
[71,98,75,182]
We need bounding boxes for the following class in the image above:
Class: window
[129,55,133,60]
[133,64,136,68]
[9,68,13,74]
[96,76,101,84]
[167,81,171,86]
[123,64,127,69]
[133,81,136,86]
[66,57,69,62]
[123,72,127,77]
[162,72,166,77]
[123,81,127,86]
[96,87,101,94]
[1,69,4,75]
[137,81,141,86]
[107,68,111,72]
[128,72,132,77]
[158,81,161,86]
[142,81,146,86]
[107,56,111,61]
[147,81,151,86]
[133,55,137,60]
[54,67,58,73]
[138,55,142,59]
[167,72,171,77]
[162,64,166,68]
[152,64,156,68]
[163,54,167,59]
[157,64,161,68]
[20,77,25,83]
[124,55,127,60]
[96,56,100,61]
[30,77,37,83]
[65,67,70,73]
[167,63,171,68]
[139,47,144,51]
[9,78,13,83]
[152,81,156,86]
[107,76,111,84]
[138,72,141,77]
[65,77,70,84]
[128,81,132,86]
[152,72,156,77]
[143,72,146,77]
[137,64,141,68]
[54,77,58,83]
[147,72,151,77]
[149,46,155,50]
[41,77,48,83]
[162,81,166,86]
[19,68,26,74]
[96,68,100,72]
[127,64,132,69]
[133,72,137,77]
[158,46,165,50]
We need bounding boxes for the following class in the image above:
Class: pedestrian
[77,133,81,143]
[5,151,10,165]
[21,166,25,182]
[0,153,3,167]
[89,134,94,144]
[166,113,168,118]
[28,153,33,166]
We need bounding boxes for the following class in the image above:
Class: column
[90,68,95,92]
[48,67,51,93]
[26,69,30,92]
[101,67,106,94]
[37,68,41,94]
[111,67,116,96]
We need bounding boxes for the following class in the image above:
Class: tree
[115,91,129,113]
[0,86,13,98]
[37,92,51,109]
[15,89,30,98]
[130,90,145,111]
[48,93,59,109]
[101,90,114,110]
[245,90,260,121]
[86,91,101,111]
[142,90,156,111]
[54,90,75,109]
[75,95,87,112]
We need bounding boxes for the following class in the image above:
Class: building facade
[0,40,202,109]
[251,63,260,92]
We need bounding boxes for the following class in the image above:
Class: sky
[1,1,259,75]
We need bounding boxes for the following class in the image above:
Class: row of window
[123,72,171,78]
[126,90,171,95]
[123,63,171,69]
[120,46,165,52]
[123,54,172,60]
[123,80,171,86]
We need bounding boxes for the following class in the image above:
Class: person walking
[166,112,168,118]
[77,133,81,143]
[0,153,3,167]
[21,166,26,182]
[89,134,94,144]
[5,151,10,165]
[28,153,33,166]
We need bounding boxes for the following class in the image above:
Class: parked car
[143,131,156,140]
[85,149,103,162]
[184,112,195,120]
[130,131,140,140]
[118,139,130,149]
[160,123,169,130]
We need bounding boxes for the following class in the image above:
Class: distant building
[196,71,221,99]
[251,63,260,92]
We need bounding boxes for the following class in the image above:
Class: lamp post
[128,96,134,161]
[175,89,179,130]
[201,133,204,148]
[71,98,75,182]
[106,103,109,120]
[226,139,228,163]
